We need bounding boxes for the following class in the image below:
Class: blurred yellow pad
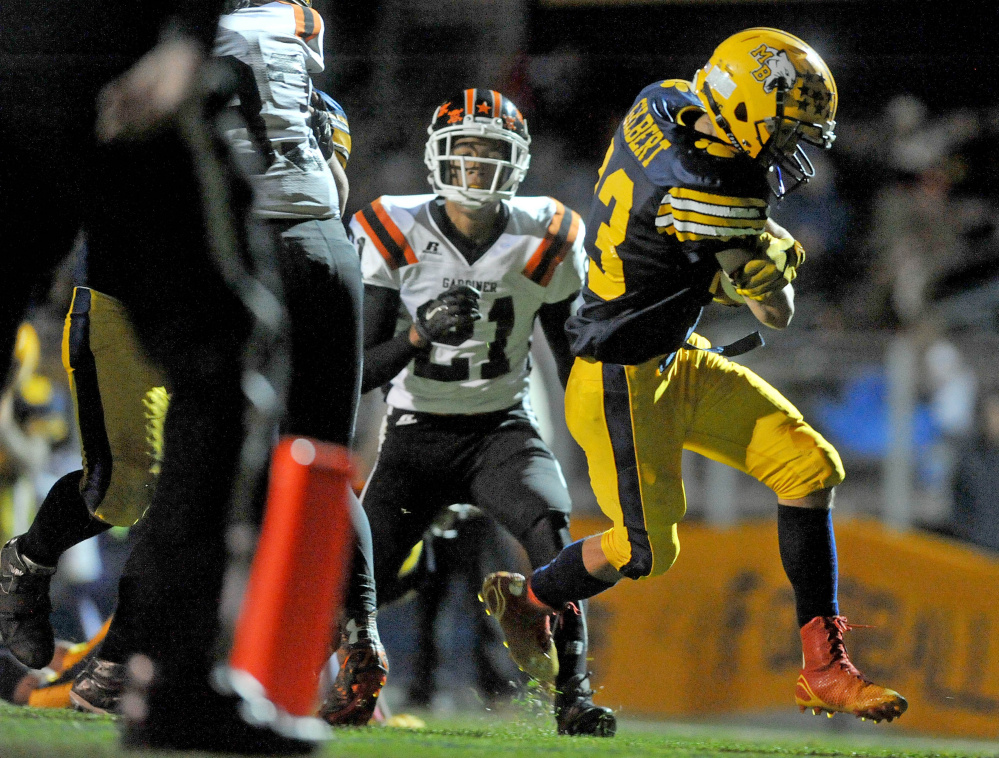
[386,714,427,729]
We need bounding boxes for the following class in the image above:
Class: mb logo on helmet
[750,45,798,94]
[692,28,837,198]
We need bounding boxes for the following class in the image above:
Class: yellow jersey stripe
[670,208,766,230]
[668,196,766,220]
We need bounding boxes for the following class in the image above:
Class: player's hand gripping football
[412,284,482,347]
[730,232,806,301]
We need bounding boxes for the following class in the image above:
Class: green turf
[0,702,995,758]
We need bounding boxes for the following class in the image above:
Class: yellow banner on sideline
[571,516,999,739]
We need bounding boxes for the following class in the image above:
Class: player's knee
[824,446,845,488]
[798,444,845,494]
[521,511,571,565]
[769,438,845,501]
[618,553,653,580]
[603,526,656,580]
[79,455,112,514]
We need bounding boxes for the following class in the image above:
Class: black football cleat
[318,617,389,727]
[70,656,127,714]
[0,538,56,669]
[554,674,616,737]
[120,655,319,754]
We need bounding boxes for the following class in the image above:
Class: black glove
[310,91,335,161]
[413,285,481,346]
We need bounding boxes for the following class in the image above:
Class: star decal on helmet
[798,73,831,113]
[477,102,491,114]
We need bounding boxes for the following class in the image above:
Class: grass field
[1,702,996,758]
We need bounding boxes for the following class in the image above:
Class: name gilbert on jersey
[623,97,670,167]
[442,277,498,293]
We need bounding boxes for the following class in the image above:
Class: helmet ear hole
[734,102,748,122]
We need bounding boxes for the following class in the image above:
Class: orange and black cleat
[795,616,907,723]
[318,620,389,727]
[479,572,558,687]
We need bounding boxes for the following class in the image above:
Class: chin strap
[699,82,746,155]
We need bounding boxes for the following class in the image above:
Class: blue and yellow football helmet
[314,90,351,169]
[692,28,837,196]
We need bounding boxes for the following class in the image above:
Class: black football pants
[362,406,590,690]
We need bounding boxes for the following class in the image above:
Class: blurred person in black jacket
[952,389,999,553]
[0,3,312,753]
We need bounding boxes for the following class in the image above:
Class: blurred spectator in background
[856,96,984,329]
[951,389,999,553]
[922,337,977,498]
[771,150,851,329]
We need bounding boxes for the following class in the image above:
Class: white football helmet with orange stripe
[425,89,531,210]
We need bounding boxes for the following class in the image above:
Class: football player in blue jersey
[482,28,908,724]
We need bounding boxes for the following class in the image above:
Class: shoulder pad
[668,129,769,198]
[353,197,419,270]
[521,199,582,286]
[647,80,705,126]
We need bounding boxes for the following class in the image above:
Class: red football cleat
[795,616,907,723]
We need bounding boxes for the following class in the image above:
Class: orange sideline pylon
[228,436,354,718]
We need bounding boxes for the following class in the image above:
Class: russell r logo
[423,241,441,254]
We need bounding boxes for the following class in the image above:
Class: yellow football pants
[565,333,844,580]
[63,287,169,526]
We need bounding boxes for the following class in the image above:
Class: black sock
[343,491,377,618]
[553,599,589,690]
[19,471,112,567]
[777,505,839,627]
[530,540,617,609]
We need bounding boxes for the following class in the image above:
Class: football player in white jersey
[216,0,384,731]
[55,0,378,730]
[329,89,615,736]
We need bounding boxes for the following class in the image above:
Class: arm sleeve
[537,296,577,389]
[361,285,422,394]
[305,10,325,73]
